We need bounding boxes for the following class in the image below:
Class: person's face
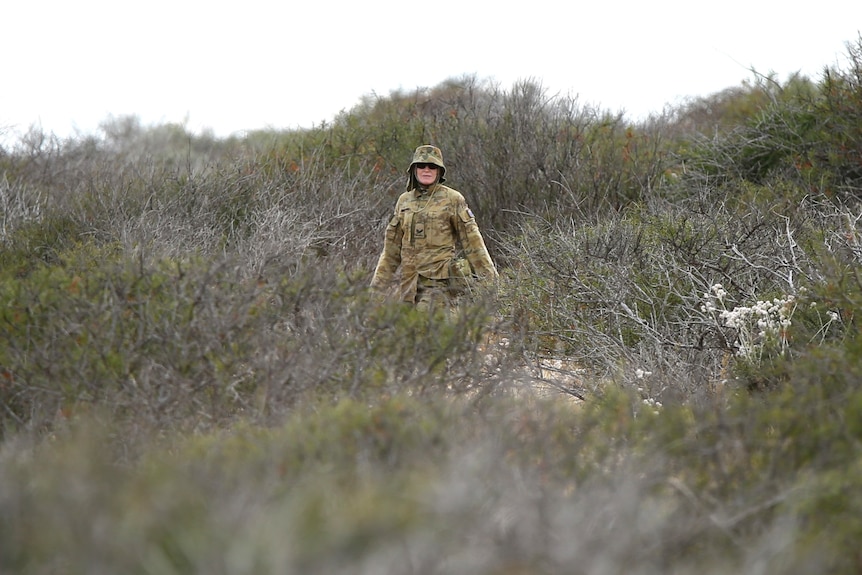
[414,163,439,187]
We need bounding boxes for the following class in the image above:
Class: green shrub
[4,37,862,572]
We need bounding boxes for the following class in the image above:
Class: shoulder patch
[466,207,475,219]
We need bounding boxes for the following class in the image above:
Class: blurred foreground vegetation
[2,37,862,574]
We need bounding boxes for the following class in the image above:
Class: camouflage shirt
[371,183,498,303]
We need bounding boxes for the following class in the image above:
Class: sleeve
[453,195,498,281]
[370,206,404,292]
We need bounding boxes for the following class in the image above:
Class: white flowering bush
[701,284,796,362]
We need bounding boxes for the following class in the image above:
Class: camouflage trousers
[415,275,456,313]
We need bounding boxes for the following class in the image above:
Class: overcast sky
[3,1,861,143]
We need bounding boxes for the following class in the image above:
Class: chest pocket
[423,206,454,246]
[398,208,414,245]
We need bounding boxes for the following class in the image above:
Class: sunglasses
[415,163,438,170]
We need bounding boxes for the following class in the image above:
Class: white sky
[2,1,861,142]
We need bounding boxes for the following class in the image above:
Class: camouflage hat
[407,145,446,181]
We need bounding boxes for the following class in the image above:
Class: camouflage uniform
[371,145,498,309]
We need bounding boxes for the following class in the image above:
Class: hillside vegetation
[2,37,862,573]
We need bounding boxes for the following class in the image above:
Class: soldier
[370,145,498,311]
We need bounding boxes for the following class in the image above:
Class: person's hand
[370,286,388,304]
[471,274,498,298]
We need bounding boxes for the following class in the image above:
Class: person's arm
[370,207,404,293]
[453,195,498,281]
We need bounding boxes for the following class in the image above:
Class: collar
[413,183,440,198]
